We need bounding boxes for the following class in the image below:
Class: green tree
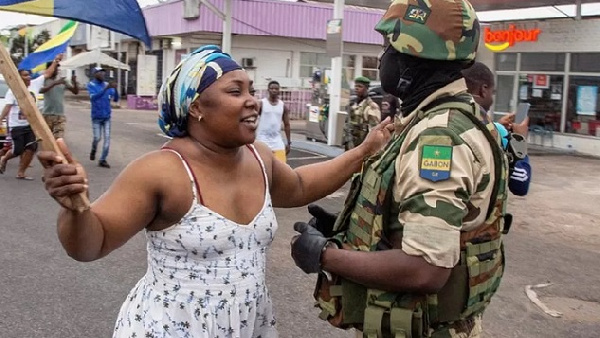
[10,29,51,64]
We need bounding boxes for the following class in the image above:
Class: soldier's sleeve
[393,126,482,268]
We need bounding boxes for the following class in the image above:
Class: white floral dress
[113,146,279,338]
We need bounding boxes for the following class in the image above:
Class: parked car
[0,77,8,141]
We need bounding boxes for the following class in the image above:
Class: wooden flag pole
[0,46,90,212]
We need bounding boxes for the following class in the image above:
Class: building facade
[485,17,600,156]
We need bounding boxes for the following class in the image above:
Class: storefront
[485,17,600,156]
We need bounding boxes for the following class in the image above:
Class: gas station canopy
[308,0,595,12]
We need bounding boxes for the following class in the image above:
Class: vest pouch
[341,278,368,326]
[462,239,503,319]
[433,263,468,324]
[334,173,363,233]
[314,273,368,329]
[362,300,426,338]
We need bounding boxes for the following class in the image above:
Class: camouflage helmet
[375,0,480,62]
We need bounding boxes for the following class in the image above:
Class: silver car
[0,77,8,141]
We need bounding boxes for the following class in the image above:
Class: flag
[0,0,151,47]
[0,0,33,5]
[18,20,78,73]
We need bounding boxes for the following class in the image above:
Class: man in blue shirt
[87,67,119,168]
[462,62,532,196]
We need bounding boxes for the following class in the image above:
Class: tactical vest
[315,95,509,338]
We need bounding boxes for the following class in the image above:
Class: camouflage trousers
[343,125,368,151]
[43,114,67,139]
[354,314,483,338]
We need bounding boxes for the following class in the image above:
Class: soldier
[343,76,381,150]
[290,1,509,338]
[462,62,532,196]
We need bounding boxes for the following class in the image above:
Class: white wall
[31,19,68,38]
[156,35,381,90]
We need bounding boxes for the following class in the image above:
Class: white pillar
[327,0,345,146]
[222,0,232,54]
[576,0,582,20]
[355,54,363,80]
[117,42,122,95]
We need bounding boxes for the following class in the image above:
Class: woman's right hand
[38,139,90,212]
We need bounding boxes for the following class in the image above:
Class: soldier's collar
[413,78,468,113]
[394,79,469,134]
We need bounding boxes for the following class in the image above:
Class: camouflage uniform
[312,1,509,337]
[387,80,500,337]
[344,97,381,150]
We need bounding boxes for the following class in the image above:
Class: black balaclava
[379,46,467,116]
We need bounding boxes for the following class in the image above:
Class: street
[0,104,599,338]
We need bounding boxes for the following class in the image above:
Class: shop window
[517,74,563,132]
[571,53,600,73]
[494,75,514,113]
[362,56,380,81]
[495,53,517,71]
[567,76,600,137]
[344,55,356,81]
[300,52,330,78]
[300,53,355,78]
[521,53,565,72]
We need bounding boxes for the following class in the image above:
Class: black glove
[291,222,329,274]
[307,204,339,237]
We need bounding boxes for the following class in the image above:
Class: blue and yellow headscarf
[158,45,242,137]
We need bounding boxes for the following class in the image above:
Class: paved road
[0,105,599,337]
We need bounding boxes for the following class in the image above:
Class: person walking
[87,67,119,168]
[40,54,79,139]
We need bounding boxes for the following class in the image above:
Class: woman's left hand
[359,117,395,157]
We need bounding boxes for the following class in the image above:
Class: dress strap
[161,146,204,205]
[246,144,269,192]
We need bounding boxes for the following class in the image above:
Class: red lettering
[514,30,524,42]
[484,25,542,46]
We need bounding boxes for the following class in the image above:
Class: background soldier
[291,1,509,337]
[343,76,381,150]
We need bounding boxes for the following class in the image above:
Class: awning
[60,49,130,71]
[308,0,595,11]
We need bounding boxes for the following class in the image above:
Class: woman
[38,45,393,337]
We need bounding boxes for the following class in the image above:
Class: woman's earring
[198,116,203,122]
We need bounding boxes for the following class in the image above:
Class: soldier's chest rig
[316,95,510,338]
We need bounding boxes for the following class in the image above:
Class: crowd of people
[0,0,537,337]
[0,55,120,178]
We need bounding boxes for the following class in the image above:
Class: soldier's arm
[322,126,482,293]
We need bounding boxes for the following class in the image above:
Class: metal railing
[255,89,312,120]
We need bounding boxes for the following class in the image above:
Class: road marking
[126,122,145,125]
